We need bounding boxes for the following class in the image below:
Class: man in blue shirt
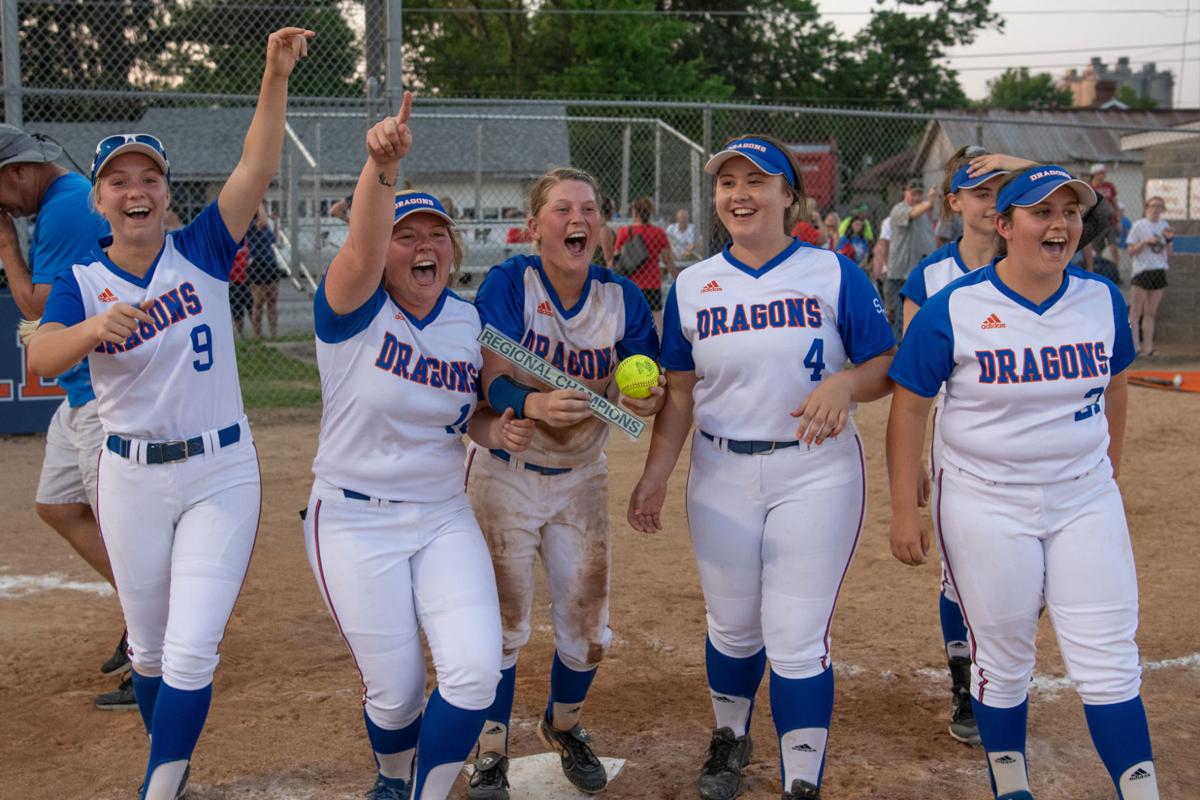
[0,123,133,709]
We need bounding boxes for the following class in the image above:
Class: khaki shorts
[36,399,104,510]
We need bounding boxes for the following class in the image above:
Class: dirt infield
[2,379,1198,800]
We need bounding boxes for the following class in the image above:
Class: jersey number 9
[191,324,214,372]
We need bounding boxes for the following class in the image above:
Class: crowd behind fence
[2,1,1199,410]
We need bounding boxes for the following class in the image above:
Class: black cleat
[781,778,821,799]
[100,629,131,676]
[365,772,409,800]
[95,673,137,711]
[948,657,981,745]
[467,751,510,799]
[537,716,608,794]
[698,726,753,800]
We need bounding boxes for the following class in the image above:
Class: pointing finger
[397,91,413,125]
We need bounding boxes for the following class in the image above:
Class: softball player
[29,28,313,800]
[899,147,1035,746]
[629,135,896,800]
[302,96,535,800]
[889,166,1159,800]
[465,167,662,798]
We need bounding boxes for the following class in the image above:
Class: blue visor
[705,137,798,190]
[995,166,1097,213]
[950,164,1009,193]
[91,133,170,183]
[393,192,455,226]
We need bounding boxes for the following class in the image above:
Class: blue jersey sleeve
[41,268,88,328]
[30,210,107,286]
[474,258,528,342]
[836,256,896,364]
[899,263,929,306]
[888,292,955,397]
[659,283,694,371]
[171,201,241,282]
[313,279,386,344]
[1107,281,1136,375]
[616,279,659,360]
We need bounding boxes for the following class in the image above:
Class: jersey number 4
[803,338,825,381]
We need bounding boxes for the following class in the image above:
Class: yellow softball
[615,355,659,399]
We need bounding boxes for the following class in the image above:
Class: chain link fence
[3,1,1199,410]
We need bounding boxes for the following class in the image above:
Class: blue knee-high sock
[411,688,489,800]
[939,592,970,659]
[705,637,766,735]
[364,709,421,781]
[546,651,597,730]
[1084,697,1155,798]
[973,697,1030,799]
[142,682,212,797]
[769,667,834,790]
[130,671,162,735]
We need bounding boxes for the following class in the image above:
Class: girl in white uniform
[899,146,1035,746]
[302,97,534,800]
[629,135,895,800]
[889,166,1159,800]
[30,27,313,800]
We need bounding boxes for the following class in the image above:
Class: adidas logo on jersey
[791,743,817,752]
[981,313,1006,329]
[1130,768,1152,780]
[701,280,722,293]
[98,288,118,303]
[537,300,554,316]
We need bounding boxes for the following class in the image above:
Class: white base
[464,753,626,798]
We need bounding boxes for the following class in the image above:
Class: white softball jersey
[474,255,659,468]
[899,240,970,307]
[312,282,482,502]
[890,264,1136,485]
[660,240,895,442]
[41,202,244,439]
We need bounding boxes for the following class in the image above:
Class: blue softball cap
[91,133,170,183]
[393,192,455,226]
[995,166,1097,214]
[950,163,1009,193]
[705,137,798,190]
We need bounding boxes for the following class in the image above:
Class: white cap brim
[95,143,169,179]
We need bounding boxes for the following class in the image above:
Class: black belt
[106,423,241,464]
[489,448,572,476]
[700,430,800,456]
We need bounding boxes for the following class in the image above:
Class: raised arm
[323,93,414,315]
[217,27,313,243]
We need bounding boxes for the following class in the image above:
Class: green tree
[404,0,540,97]
[1115,85,1158,110]
[166,1,361,98]
[984,67,1073,110]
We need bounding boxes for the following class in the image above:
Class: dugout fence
[2,0,1199,409]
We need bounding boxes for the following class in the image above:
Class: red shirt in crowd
[614,223,670,289]
[792,221,823,246]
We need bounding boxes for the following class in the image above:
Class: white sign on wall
[1144,178,1189,220]
[1191,178,1200,220]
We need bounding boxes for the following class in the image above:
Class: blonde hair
[941,144,986,217]
[711,133,806,245]
[526,167,601,252]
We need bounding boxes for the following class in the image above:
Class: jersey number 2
[1074,387,1103,421]
[190,324,214,372]
[803,338,825,381]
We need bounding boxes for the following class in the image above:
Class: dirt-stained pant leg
[466,446,545,670]
[540,459,612,670]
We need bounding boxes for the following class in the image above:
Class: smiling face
[384,211,455,313]
[948,176,1003,237]
[715,156,793,243]
[528,179,599,274]
[996,186,1083,277]
[94,152,169,246]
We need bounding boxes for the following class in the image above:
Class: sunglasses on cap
[91,133,171,183]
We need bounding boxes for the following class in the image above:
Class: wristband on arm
[487,374,536,419]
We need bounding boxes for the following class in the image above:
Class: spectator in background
[247,205,281,337]
[598,195,617,268]
[229,241,252,337]
[614,195,675,310]
[1127,196,1173,358]
[838,204,874,242]
[821,211,841,250]
[872,214,892,294]
[439,195,459,219]
[836,215,872,269]
[934,206,963,248]
[330,193,352,222]
[666,207,696,265]
[885,179,937,340]
[791,198,824,246]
